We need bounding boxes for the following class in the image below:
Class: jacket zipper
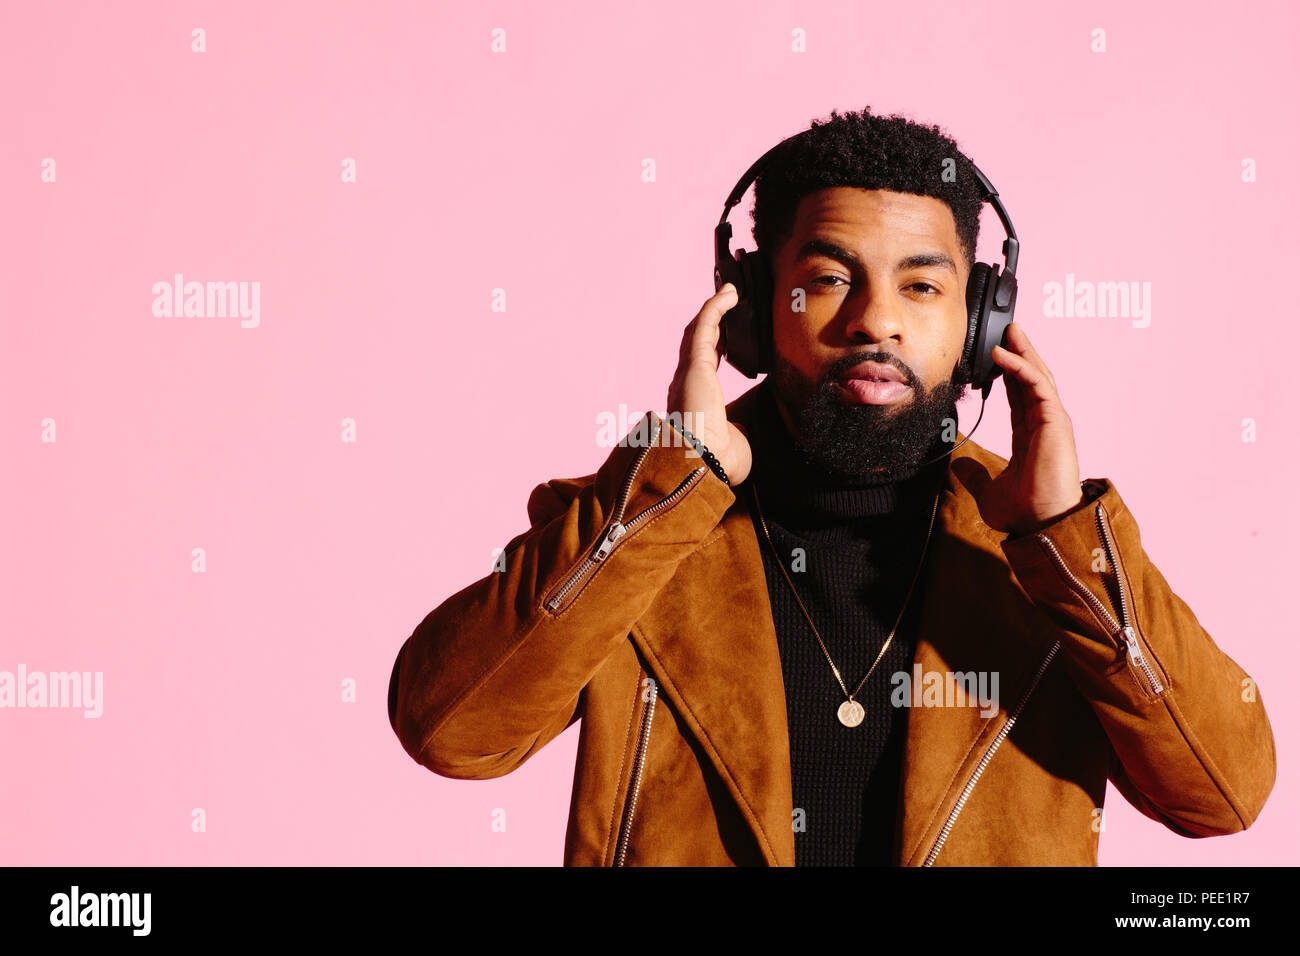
[922,639,1062,866]
[613,672,657,866]
[1093,504,1166,696]
[544,418,708,614]
[1034,503,1166,697]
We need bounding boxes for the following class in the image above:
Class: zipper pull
[1119,625,1165,695]
[592,521,626,561]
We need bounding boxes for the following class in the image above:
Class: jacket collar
[630,382,1051,866]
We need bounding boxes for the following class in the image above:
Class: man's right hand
[665,283,753,487]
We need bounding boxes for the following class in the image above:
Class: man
[387,108,1275,866]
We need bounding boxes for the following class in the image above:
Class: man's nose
[842,288,905,345]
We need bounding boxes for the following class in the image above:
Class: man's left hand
[973,321,1084,537]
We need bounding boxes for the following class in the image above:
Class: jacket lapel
[630,477,795,865]
[894,440,1059,864]
[629,386,793,865]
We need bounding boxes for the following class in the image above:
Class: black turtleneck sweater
[746,383,950,866]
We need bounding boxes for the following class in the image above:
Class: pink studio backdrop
[3,1,1295,866]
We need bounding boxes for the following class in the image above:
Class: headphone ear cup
[719,249,771,379]
[715,260,748,376]
[746,249,773,375]
[960,263,991,386]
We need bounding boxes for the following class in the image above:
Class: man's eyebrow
[795,238,958,276]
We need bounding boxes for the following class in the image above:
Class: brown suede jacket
[387,383,1276,865]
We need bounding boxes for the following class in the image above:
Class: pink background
[3,1,1295,866]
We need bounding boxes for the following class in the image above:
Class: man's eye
[812,275,847,287]
[909,282,939,295]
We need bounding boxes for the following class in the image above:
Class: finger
[687,283,738,366]
[1003,322,1056,389]
[677,315,698,368]
[991,343,1059,409]
[993,335,1055,403]
[997,354,1029,439]
[1000,352,1025,422]
[695,283,737,331]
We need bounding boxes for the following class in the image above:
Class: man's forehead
[790,187,959,248]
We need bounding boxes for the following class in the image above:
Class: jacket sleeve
[387,410,736,779]
[1000,478,1276,836]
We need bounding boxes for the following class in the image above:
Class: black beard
[768,350,970,484]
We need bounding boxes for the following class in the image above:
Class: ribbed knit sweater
[746,383,949,866]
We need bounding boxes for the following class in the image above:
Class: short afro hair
[750,106,986,273]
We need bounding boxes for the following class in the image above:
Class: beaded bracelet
[676,425,730,486]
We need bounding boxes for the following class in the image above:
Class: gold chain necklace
[750,480,941,728]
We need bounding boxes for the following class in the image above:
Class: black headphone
[713,131,1021,405]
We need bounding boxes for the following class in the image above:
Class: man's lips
[840,360,905,383]
[835,361,912,405]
